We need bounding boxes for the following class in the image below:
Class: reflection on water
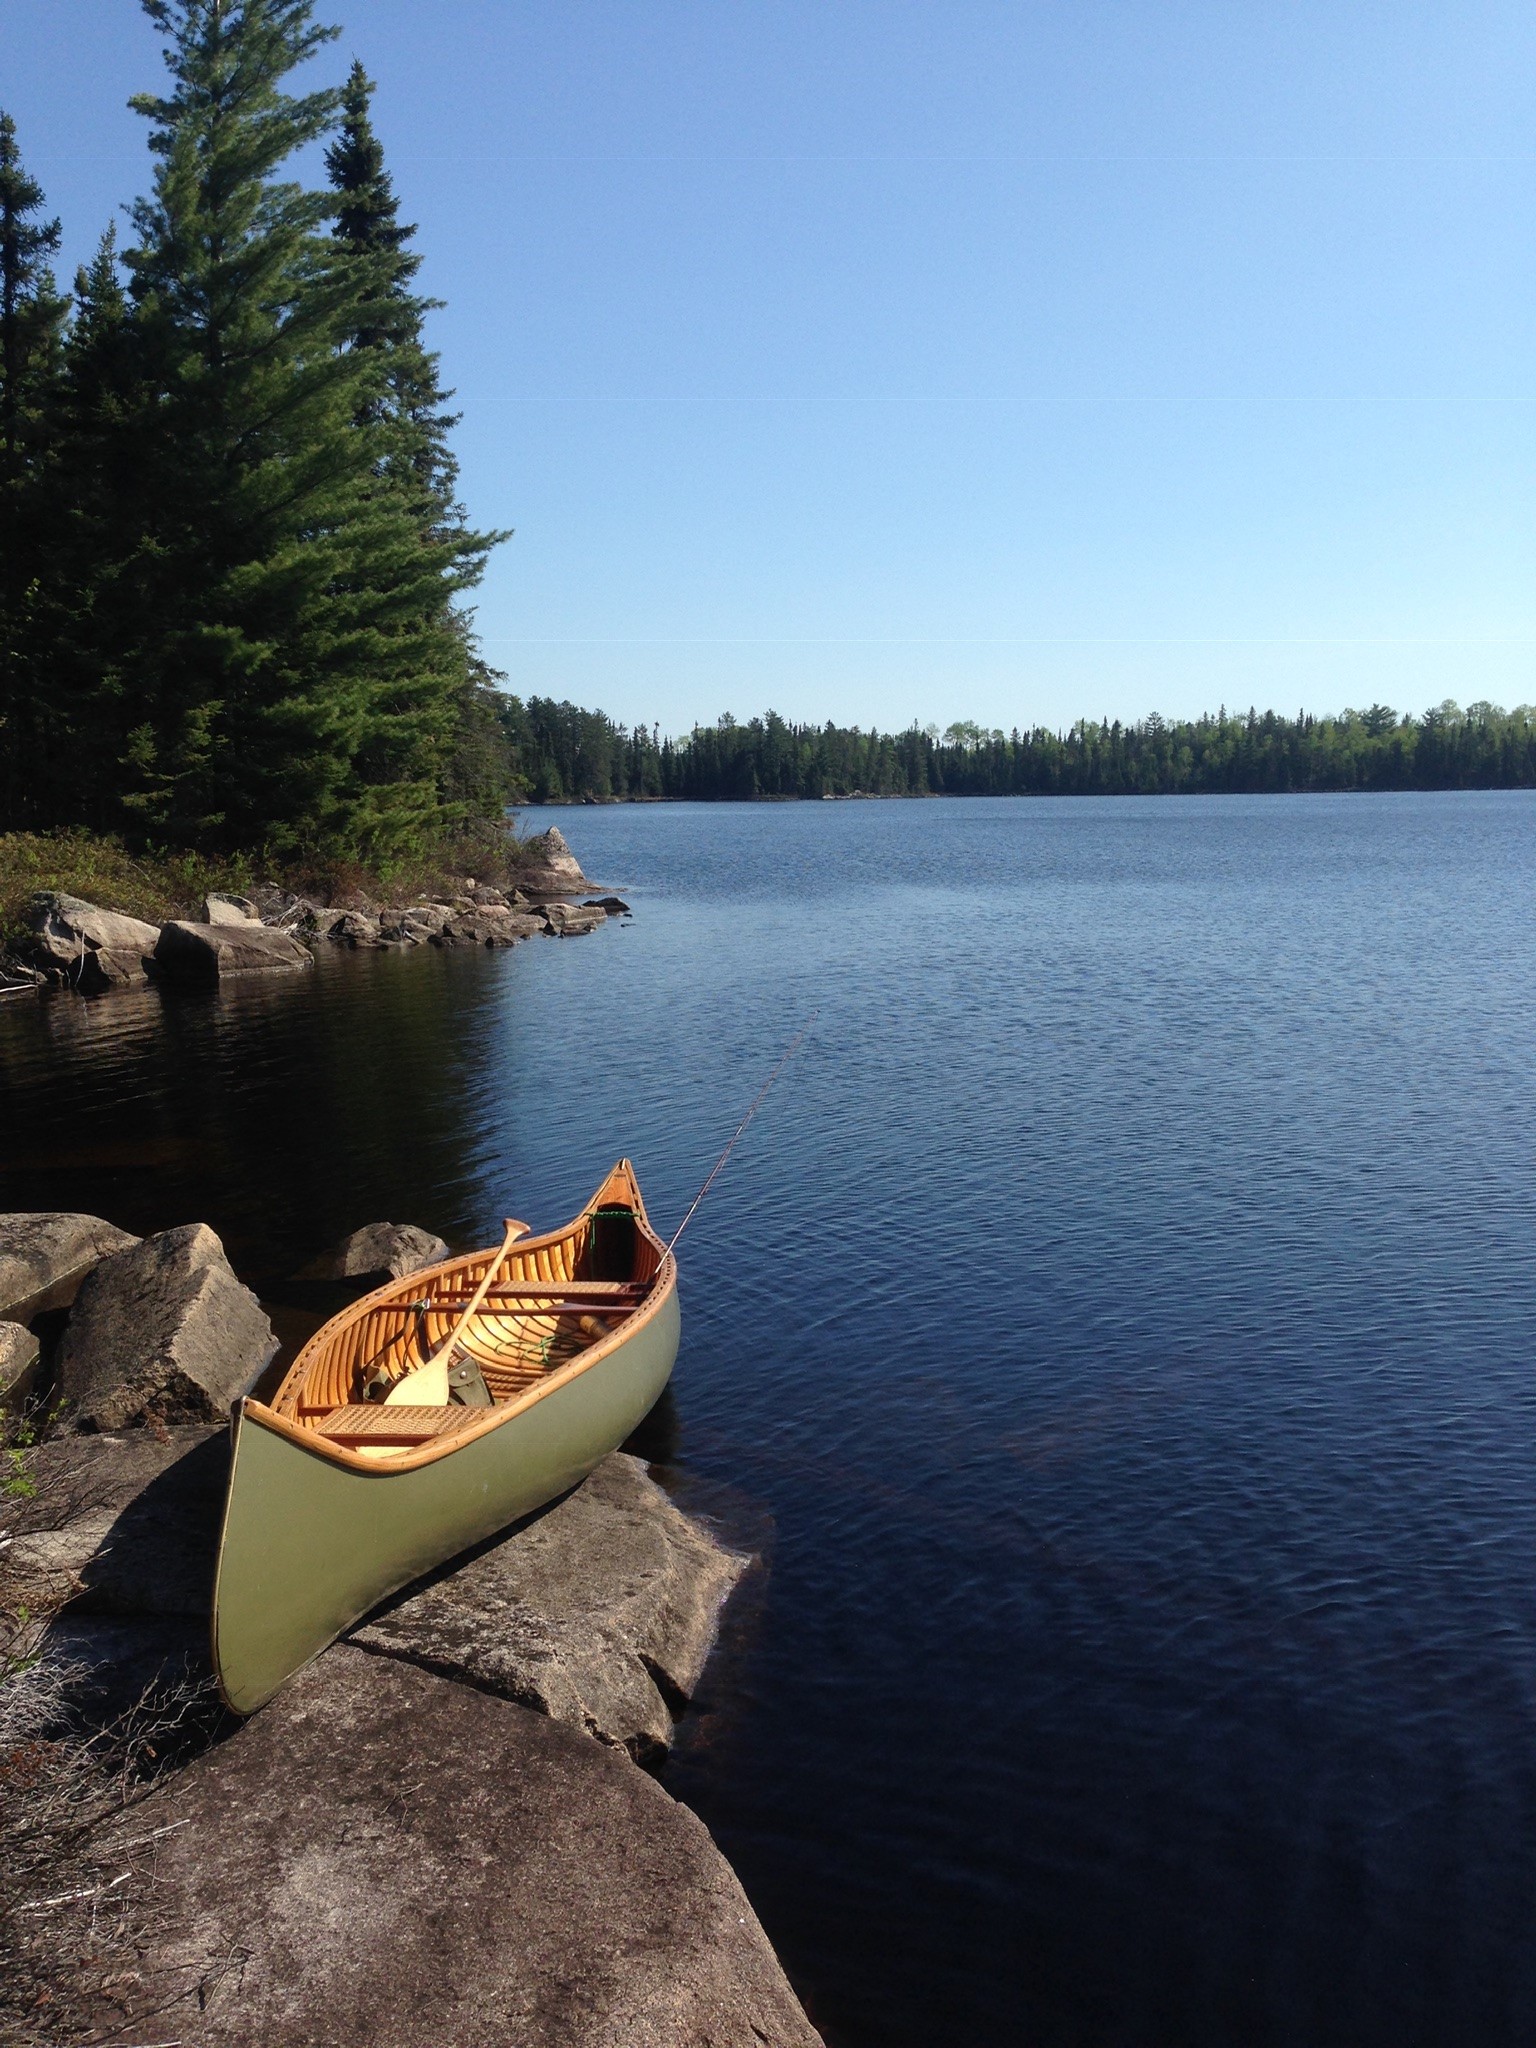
[5,792,1536,2048]
[0,949,517,1278]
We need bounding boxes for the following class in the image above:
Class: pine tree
[326,61,457,514]
[92,0,492,862]
[324,61,512,829]
[45,228,145,828]
[0,112,69,822]
[0,112,64,482]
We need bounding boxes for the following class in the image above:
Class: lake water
[5,792,1536,2047]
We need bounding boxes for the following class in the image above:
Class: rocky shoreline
[1,827,630,997]
[0,1212,820,2047]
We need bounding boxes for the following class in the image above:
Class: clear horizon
[8,0,1533,734]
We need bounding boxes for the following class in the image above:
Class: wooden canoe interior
[269,1162,667,1456]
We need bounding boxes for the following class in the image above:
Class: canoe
[212,1160,680,1714]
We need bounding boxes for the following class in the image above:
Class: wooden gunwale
[259,1167,675,1477]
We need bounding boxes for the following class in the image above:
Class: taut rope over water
[664,1012,819,1259]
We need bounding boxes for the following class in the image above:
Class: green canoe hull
[212,1286,680,1715]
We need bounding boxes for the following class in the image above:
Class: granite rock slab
[0,1317,42,1396]
[202,893,262,924]
[541,900,608,936]
[352,1452,749,1761]
[73,1646,822,2048]
[515,824,592,901]
[155,919,314,979]
[0,1426,227,1623]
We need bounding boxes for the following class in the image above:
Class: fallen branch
[99,1820,192,1857]
[19,1871,131,1913]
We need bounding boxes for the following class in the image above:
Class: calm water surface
[4,793,1536,2047]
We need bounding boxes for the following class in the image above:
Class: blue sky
[8,0,1533,733]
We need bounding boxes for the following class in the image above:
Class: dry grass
[0,833,252,949]
[0,818,552,949]
[0,1663,221,2046]
[0,1409,224,2044]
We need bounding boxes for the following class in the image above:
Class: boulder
[57,1225,278,1429]
[515,825,590,900]
[154,919,314,980]
[273,898,341,937]
[301,1222,450,1284]
[71,1646,822,2048]
[0,1318,40,1397]
[541,901,608,937]
[352,1453,749,1762]
[0,1211,141,1320]
[23,891,160,993]
[489,909,548,942]
[202,892,261,924]
[426,914,488,947]
[430,908,544,948]
[327,908,382,947]
[583,895,632,916]
[377,904,449,945]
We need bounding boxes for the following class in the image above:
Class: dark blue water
[5,792,1536,2047]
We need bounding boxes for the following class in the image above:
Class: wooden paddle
[381,1217,528,1406]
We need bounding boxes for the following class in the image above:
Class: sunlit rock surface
[83,1648,822,2048]
[301,1221,451,1284]
[23,891,161,992]
[0,1210,140,1320]
[352,1452,749,1762]
[57,1225,277,1428]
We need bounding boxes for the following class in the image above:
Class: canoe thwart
[439,1280,645,1301]
[424,1299,632,1317]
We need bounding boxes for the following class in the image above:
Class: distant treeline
[500,699,1536,803]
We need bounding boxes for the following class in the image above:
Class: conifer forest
[0,0,504,864]
[2,1,1533,858]
[504,698,1536,805]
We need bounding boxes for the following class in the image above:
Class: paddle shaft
[421,1219,526,1371]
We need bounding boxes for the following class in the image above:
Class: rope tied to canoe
[664,1010,818,1258]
